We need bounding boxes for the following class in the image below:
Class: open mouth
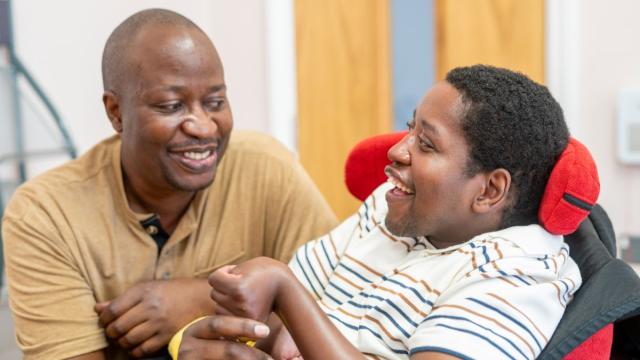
[387,176,415,195]
[169,148,217,173]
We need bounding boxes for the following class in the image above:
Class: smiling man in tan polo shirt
[1,9,336,360]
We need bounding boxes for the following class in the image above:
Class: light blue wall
[390,0,434,130]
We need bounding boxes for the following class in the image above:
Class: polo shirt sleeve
[407,255,582,360]
[263,156,338,263]
[2,191,107,359]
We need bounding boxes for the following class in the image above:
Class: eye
[204,98,225,112]
[418,136,435,151]
[155,101,183,113]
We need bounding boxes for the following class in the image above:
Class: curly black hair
[445,65,569,228]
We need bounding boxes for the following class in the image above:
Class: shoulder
[218,131,302,185]
[3,136,118,221]
[225,130,296,164]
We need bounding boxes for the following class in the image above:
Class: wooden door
[295,0,393,219]
[435,0,545,83]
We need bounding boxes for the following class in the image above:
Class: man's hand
[179,315,273,360]
[95,278,214,358]
[208,257,291,323]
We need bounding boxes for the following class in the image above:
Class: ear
[472,168,511,214]
[103,90,123,133]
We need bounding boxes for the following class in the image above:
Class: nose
[180,106,218,139]
[387,134,412,165]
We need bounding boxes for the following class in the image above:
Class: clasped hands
[94,257,300,359]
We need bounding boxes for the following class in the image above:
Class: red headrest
[344,133,600,236]
[539,138,600,235]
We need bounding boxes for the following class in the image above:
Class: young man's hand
[94,278,214,358]
[208,257,292,324]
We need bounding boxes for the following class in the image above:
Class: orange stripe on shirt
[372,283,429,317]
[334,272,365,291]
[487,293,549,343]
[392,269,441,296]
[551,282,565,308]
[344,254,383,277]
[364,315,404,343]
[457,248,478,270]
[434,304,536,358]
[327,232,339,259]
[312,241,330,282]
[337,307,362,320]
[379,226,411,252]
[494,242,504,259]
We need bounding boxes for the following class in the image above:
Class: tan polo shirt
[2,130,337,359]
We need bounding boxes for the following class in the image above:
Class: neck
[429,215,502,249]
[123,170,195,234]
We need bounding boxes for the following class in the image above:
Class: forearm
[275,269,364,360]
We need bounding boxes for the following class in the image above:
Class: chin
[166,172,216,192]
[385,216,422,238]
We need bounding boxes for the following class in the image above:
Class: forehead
[416,81,465,136]
[126,25,223,88]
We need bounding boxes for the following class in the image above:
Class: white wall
[8,0,285,177]
[571,0,640,237]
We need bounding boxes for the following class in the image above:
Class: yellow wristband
[168,317,258,359]
[168,316,208,360]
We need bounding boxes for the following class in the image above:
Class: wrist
[273,264,298,313]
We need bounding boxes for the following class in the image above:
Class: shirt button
[146,225,158,235]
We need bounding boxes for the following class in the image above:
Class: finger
[129,332,165,358]
[104,302,147,340]
[213,305,234,317]
[94,301,111,314]
[208,266,241,292]
[185,315,270,341]
[179,338,273,360]
[113,317,157,350]
[210,287,233,309]
[98,289,144,326]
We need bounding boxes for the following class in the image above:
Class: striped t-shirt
[289,183,582,360]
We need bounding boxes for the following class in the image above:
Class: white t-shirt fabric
[289,183,582,360]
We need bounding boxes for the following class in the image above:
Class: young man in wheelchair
[176,65,585,360]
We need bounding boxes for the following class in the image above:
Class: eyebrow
[419,118,439,137]
[159,84,227,93]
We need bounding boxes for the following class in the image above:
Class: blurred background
[1,0,640,357]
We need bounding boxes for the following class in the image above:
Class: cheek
[137,116,181,145]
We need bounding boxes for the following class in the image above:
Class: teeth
[387,177,414,194]
[184,150,211,160]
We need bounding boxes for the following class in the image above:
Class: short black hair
[446,65,569,228]
[101,8,203,92]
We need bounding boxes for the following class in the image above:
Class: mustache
[167,138,220,150]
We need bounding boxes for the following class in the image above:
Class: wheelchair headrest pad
[538,137,600,235]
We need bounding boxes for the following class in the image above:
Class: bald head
[101,8,208,92]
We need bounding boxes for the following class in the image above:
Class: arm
[3,207,109,359]
[209,258,365,360]
[95,277,215,358]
